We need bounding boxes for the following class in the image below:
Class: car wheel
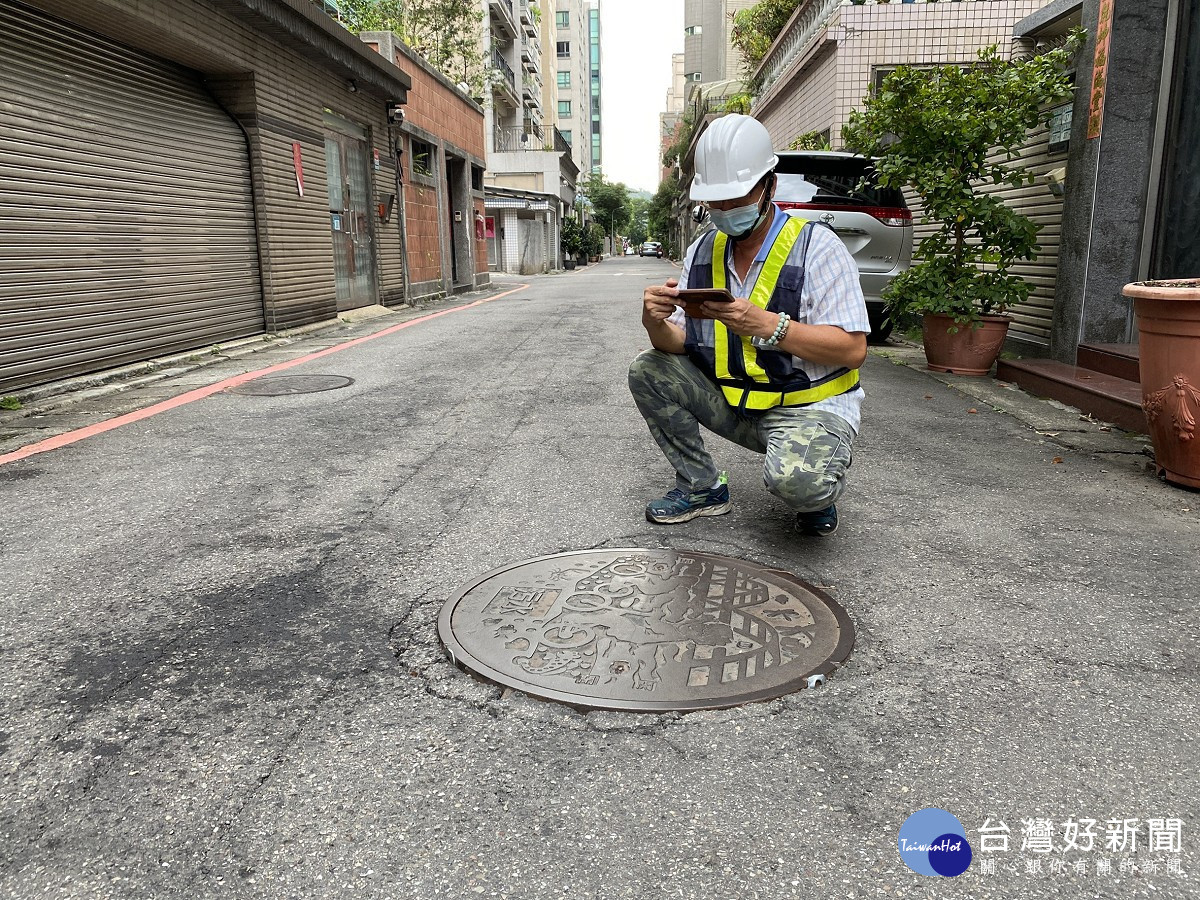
[867,315,894,345]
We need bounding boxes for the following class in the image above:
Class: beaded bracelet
[762,311,791,347]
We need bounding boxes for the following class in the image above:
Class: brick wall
[363,32,488,299]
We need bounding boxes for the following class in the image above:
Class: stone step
[1075,342,1140,383]
[996,358,1148,433]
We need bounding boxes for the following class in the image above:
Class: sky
[598,0,685,194]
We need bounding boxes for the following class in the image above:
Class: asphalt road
[1,257,1197,899]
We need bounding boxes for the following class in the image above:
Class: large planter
[1124,278,1200,489]
[921,313,1011,376]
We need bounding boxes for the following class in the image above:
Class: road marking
[0,284,530,466]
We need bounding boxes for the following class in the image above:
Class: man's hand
[641,278,686,354]
[708,296,777,339]
[642,278,681,325]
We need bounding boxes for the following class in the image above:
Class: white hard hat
[690,114,779,202]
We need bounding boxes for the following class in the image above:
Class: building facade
[752,0,1053,347]
[483,0,581,273]
[660,53,687,186]
[588,0,603,174]
[682,0,756,96]
[0,0,488,395]
[359,32,489,300]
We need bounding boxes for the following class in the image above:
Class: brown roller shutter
[0,3,263,394]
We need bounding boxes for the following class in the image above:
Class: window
[558,100,572,118]
[560,130,572,145]
[1048,102,1072,152]
[557,70,570,88]
[471,165,484,191]
[556,41,570,58]
[686,72,702,82]
[411,138,434,177]
[592,120,600,135]
[684,24,702,35]
[556,10,568,28]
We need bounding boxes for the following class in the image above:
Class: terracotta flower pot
[1124,277,1200,489]
[921,313,1011,376]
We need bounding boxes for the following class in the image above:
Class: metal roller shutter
[0,3,263,394]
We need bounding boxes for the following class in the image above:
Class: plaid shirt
[670,205,869,433]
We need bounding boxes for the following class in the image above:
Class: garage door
[0,3,263,394]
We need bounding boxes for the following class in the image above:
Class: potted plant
[560,217,583,270]
[586,223,605,262]
[843,38,1082,375]
[1124,278,1200,488]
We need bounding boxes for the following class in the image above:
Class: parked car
[639,241,664,258]
[772,150,913,343]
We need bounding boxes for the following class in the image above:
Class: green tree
[581,172,632,237]
[730,0,802,90]
[336,0,486,95]
[788,129,831,151]
[647,172,679,256]
[560,217,584,258]
[626,197,650,246]
[585,223,607,258]
[841,39,1082,327]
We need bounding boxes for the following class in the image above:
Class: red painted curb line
[0,284,530,467]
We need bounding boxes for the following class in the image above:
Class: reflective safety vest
[684,216,861,413]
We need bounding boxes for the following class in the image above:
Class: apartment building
[660,52,686,185]
[587,0,602,174]
[483,0,581,273]
[554,0,593,175]
[682,0,756,97]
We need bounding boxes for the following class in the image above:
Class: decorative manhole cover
[438,549,854,712]
[228,374,354,396]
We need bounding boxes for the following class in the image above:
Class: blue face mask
[708,203,764,238]
[707,186,771,239]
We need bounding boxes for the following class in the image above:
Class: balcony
[491,46,519,106]
[494,123,572,155]
[519,0,534,26]
[521,35,539,65]
[489,0,518,40]
[755,0,843,100]
[522,73,539,103]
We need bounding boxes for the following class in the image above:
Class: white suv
[773,151,913,342]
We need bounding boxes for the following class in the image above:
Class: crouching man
[628,114,869,536]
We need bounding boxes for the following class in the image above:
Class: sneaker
[645,482,731,524]
[796,504,838,536]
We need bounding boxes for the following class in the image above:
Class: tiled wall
[758,0,1046,148]
[760,44,840,148]
[832,0,1047,143]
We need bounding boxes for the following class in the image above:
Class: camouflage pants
[628,349,855,513]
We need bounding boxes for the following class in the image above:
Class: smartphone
[676,288,736,306]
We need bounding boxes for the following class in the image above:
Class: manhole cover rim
[226,374,355,396]
[438,548,855,713]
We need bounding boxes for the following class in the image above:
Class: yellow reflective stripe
[729,368,860,411]
[712,230,729,291]
[741,217,806,382]
[711,231,732,381]
[718,370,859,411]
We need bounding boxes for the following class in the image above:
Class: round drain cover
[438,549,854,712]
[228,374,354,396]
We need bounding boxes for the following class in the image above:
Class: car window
[774,155,906,208]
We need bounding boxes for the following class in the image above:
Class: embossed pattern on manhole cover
[438,549,855,712]
[228,375,355,396]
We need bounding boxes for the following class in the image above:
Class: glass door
[324,123,377,311]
